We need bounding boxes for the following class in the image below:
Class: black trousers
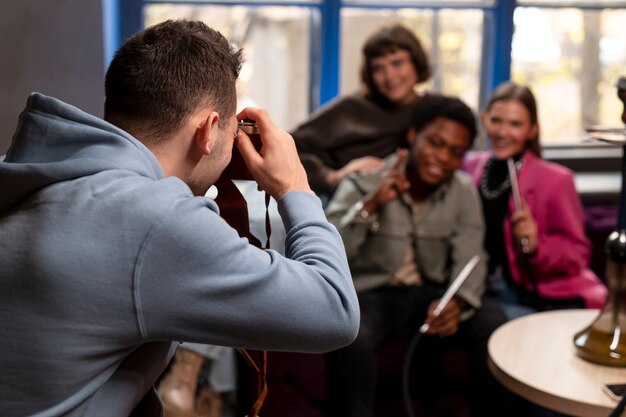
[326,284,509,417]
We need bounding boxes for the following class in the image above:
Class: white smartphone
[603,383,626,400]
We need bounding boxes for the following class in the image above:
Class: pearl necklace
[479,157,524,200]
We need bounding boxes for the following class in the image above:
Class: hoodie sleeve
[134,190,359,353]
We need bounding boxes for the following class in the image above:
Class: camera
[221,119,262,181]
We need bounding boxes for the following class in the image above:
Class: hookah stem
[614,144,626,328]
[612,261,624,329]
[605,79,626,417]
[619,144,626,232]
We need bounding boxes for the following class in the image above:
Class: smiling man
[324,95,509,417]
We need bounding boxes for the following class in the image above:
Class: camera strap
[215,176,270,416]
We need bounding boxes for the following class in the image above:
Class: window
[511,6,626,143]
[340,7,484,112]
[144,3,315,131]
[121,0,626,144]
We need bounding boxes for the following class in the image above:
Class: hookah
[573,76,626,366]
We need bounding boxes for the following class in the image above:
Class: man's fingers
[235,130,262,169]
[391,149,409,170]
[237,107,272,139]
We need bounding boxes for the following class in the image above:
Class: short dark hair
[104,20,244,142]
[360,24,431,104]
[486,81,542,157]
[410,95,477,147]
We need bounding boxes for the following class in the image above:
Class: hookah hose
[402,256,480,417]
[402,330,425,417]
[403,325,626,417]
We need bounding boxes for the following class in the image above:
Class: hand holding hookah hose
[507,158,531,255]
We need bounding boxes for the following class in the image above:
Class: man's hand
[357,149,410,215]
[236,107,313,200]
[423,298,462,337]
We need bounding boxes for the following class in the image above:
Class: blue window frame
[115,0,512,109]
[115,0,626,146]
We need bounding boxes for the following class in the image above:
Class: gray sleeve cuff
[276,191,326,230]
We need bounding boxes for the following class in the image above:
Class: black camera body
[221,119,262,181]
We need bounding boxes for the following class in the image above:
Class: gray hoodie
[0,93,359,417]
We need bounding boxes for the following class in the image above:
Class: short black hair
[410,95,477,147]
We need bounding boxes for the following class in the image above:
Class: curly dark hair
[104,19,243,142]
[360,24,431,105]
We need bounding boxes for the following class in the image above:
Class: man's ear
[195,111,220,156]
[407,127,417,146]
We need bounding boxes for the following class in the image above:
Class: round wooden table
[488,309,626,417]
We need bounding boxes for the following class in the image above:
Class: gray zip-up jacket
[0,93,359,417]
[326,154,487,308]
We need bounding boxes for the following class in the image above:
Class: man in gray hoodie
[0,20,359,417]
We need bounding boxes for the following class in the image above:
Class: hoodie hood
[0,93,163,212]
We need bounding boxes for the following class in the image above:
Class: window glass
[519,0,626,5]
[149,0,321,4]
[144,4,315,131]
[511,7,626,144]
[340,8,484,112]
[344,0,493,5]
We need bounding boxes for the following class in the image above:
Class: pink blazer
[464,151,607,308]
